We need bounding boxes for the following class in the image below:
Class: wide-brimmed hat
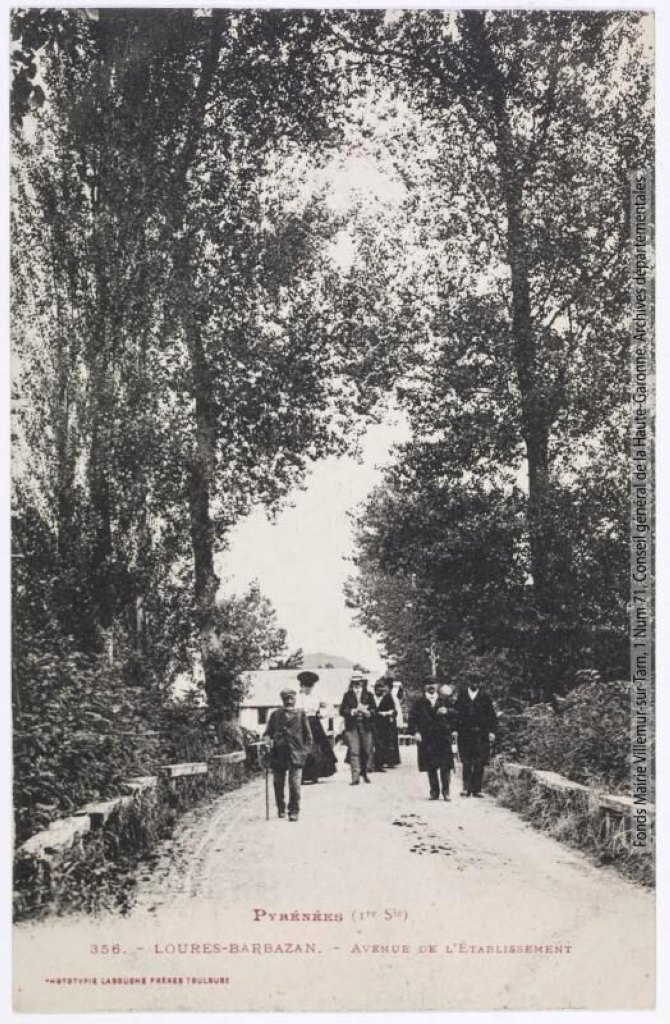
[297,670,319,687]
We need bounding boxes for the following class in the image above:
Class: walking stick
[264,746,270,821]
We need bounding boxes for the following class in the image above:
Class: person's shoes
[429,793,439,800]
[288,812,299,821]
[362,775,371,783]
[442,794,451,801]
[472,792,484,798]
[460,790,470,797]
[278,810,286,818]
[350,780,360,786]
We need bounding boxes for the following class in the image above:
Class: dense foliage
[13,631,163,842]
[498,678,640,795]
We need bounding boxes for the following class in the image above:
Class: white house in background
[239,667,362,737]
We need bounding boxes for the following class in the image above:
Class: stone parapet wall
[489,759,655,886]
[14,748,257,920]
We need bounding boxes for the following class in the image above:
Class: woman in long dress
[372,677,401,768]
[379,677,402,767]
[296,671,337,782]
[371,680,389,771]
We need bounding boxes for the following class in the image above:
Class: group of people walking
[408,678,497,800]
[263,670,497,820]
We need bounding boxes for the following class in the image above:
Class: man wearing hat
[408,679,457,800]
[455,676,497,797]
[264,688,313,821]
[339,673,376,785]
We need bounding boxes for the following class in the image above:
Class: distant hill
[301,652,356,670]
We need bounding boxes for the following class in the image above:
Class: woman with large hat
[295,670,337,782]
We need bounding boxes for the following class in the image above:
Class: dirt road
[14,748,654,1012]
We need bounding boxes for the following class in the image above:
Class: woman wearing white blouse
[295,671,337,782]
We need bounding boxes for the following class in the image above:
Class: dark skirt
[302,716,337,781]
[373,717,401,768]
[385,724,401,767]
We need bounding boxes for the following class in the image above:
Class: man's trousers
[273,765,302,814]
[461,759,485,795]
[345,728,373,782]
[427,766,451,798]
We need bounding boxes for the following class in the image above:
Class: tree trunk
[460,11,553,620]
[165,11,229,718]
[84,15,119,644]
[504,175,552,611]
[185,312,226,718]
[488,79,553,619]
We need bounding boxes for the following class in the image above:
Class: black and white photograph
[8,1,657,1013]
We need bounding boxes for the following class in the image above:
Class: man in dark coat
[455,681,498,797]
[408,680,457,800]
[339,674,376,785]
[264,688,313,821]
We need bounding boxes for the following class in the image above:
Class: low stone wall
[13,747,259,920]
[488,759,655,886]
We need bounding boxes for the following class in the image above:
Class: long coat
[264,708,313,768]
[408,696,456,772]
[454,689,497,765]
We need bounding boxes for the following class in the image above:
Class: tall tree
[347,429,629,697]
[347,10,652,622]
[346,447,530,690]
[12,8,405,718]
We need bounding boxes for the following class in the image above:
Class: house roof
[241,667,373,710]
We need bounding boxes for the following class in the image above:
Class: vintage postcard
[9,1,657,1014]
